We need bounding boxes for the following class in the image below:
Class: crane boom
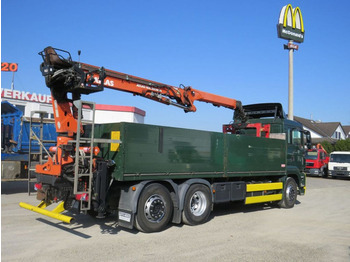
[80,62,243,113]
[39,46,246,116]
[36,46,246,176]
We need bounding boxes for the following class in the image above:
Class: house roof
[294,116,344,139]
[343,125,350,135]
[311,137,337,144]
[293,116,334,137]
[314,122,342,137]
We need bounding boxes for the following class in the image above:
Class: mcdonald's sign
[277,4,305,43]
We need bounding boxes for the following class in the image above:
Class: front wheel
[135,183,173,233]
[279,177,297,209]
[322,168,328,178]
[182,184,212,226]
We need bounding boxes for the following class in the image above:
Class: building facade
[294,116,347,144]
[1,88,145,124]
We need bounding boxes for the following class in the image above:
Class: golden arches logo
[277,4,305,43]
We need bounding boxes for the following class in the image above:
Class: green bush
[334,138,350,151]
[320,141,334,153]
[321,139,350,153]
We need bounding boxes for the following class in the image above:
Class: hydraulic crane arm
[80,63,244,114]
[39,46,247,119]
[36,46,247,176]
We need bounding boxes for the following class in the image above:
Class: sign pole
[11,71,15,91]
[277,4,304,121]
[288,40,294,120]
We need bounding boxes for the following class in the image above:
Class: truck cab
[328,151,350,178]
[305,145,329,177]
[230,103,310,193]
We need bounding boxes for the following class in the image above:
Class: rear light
[34,183,42,191]
[75,193,89,201]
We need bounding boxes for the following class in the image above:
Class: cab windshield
[330,154,350,163]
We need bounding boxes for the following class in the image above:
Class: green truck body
[96,122,287,181]
[30,103,308,233]
[86,103,308,232]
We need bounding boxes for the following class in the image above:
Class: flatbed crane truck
[305,144,329,177]
[20,47,310,232]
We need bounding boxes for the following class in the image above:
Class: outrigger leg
[19,201,74,224]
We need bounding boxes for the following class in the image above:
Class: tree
[321,141,334,153]
[334,139,350,151]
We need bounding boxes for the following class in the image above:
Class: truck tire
[322,168,328,178]
[135,183,173,233]
[182,184,212,226]
[279,177,297,209]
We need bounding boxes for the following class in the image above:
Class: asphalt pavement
[1,177,350,262]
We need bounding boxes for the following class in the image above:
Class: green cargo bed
[94,122,286,181]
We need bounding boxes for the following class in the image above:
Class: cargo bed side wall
[124,124,224,175]
[95,123,287,181]
[225,135,286,175]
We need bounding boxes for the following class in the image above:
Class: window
[320,152,325,160]
[330,154,350,163]
[332,131,341,140]
[289,129,302,146]
[287,130,292,144]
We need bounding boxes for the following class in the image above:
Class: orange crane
[36,46,247,177]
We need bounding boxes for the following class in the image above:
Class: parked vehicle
[305,144,329,177]
[328,151,350,178]
[1,101,56,179]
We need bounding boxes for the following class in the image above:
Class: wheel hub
[144,195,166,223]
[286,185,296,202]
[190,191,207,216]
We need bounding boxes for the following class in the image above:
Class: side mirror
[303,130,312,149]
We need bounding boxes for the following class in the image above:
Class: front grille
[334,166,347,171]
[306,162,314,167]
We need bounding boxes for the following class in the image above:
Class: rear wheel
[182,184,212,226]
[279,177,297,209]
[135,183,173,233]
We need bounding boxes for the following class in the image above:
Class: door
[287,128,305,171]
